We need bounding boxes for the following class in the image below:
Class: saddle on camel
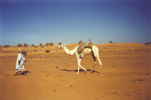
[77,39,92,54]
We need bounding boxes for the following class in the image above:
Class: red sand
[0,43,151,100]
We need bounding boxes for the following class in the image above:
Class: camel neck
[63,46,77,55]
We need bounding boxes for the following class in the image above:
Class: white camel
[58,43,102,74]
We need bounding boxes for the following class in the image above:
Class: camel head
[58,42,66,48]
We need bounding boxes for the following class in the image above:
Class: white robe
[16,53,25,72]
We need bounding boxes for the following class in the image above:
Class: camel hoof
[76,72,79,75]
[85,69,87,72]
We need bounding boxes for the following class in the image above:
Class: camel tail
[92,45,102,66]
[97,54,102,66]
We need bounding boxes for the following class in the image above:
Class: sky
[0,0,150,46]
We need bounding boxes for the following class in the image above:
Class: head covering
[18,48,21,53]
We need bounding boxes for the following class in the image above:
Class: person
[15,49,27,75]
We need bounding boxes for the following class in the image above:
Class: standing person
[15,49,27,75]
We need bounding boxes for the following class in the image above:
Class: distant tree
[31,44,35,47]
[39,43,45,48]
[23,43,29,47]
[50,42,55,46]
[4,45,10,47]
[17,44,22,47]
[109,41,113,43]
[46,42,50,46]
[144,42,151,45]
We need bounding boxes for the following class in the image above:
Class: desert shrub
[46,42,55,46]
[46,42,50,46]
[144,42,151,46]
[31,44,35,47]
[17,44,22,47]
[21,51,27,56]
[45,50,50,53]
[23,43,29,47]
[39,43,45,48]
[109,41,113,43]
[4,45,10,48]
[34,50,37,52]
[50,42,55,46]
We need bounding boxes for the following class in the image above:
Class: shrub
[34,50,37,52]
[144,42,151,45]
[4,45,10,48]
[45,50,50,53]
[50,42,55,46]
[17,44,22,47]
[109,41,113,43]
[21,51,27,56]
[31,44,35,47]
[46,42,50,46]
[46,42,55,46]
[39,43,45,48]
[23,43,29,47]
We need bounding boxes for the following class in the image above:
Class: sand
[0,43,151,100]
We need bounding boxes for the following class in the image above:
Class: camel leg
[76,58,87,74]
[91,53,97,73]
[91,61,96,73]
[93,49,102,74]
[77,66,80,75]
[96,56,102,74]
[79,58,87,71]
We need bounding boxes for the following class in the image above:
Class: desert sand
[0,43,151,100]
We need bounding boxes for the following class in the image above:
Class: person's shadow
[14,71,30,76]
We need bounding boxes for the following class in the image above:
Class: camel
[58,42,102,74]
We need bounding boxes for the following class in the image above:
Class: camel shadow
[59,69,99,73]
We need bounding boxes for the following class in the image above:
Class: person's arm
[24,60,27,63]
